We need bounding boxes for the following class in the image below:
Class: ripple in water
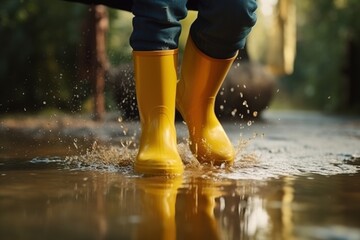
[57,140,359,180]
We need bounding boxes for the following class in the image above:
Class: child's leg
[131,0,187,175]
[176,0,257,165]
[190,0,257,58]
[130,0,187,51]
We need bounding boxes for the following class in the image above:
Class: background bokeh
[1,0,359,117]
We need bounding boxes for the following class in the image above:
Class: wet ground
[0,110,359,240]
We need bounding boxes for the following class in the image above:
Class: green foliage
[280,0,360,112]
[2,1,359,114]
[0,0,88,113]
[106,9,133,65]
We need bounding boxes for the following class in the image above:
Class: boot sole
[134,160,184,176]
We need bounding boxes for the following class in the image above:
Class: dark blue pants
[130,0,257,58]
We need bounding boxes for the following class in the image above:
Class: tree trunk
[88,5,109,121]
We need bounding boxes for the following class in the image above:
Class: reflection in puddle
[177,178,270,240]
[0,158,360,239]
[0,160,273,239]
[1,112,360,239]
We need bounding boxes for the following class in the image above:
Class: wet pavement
[0,110,359,240]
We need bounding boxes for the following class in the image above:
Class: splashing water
[7,111,358,181]
[26,136,359,181]
[62,131,359,181]
[65,141,136,173]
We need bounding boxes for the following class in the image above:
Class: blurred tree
[248,0,297,76]
[0,0,89,113]
[2,0,359,115]
[280,0,360,112]
[79,5,109,121]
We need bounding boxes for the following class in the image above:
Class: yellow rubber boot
[176,37,237,165]
[176,179,222,239]
[133,50,184,175]
[136,177,182,240]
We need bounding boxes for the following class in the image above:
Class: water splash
[27,141,359,181]
[58,122,359,178]
[65,141,136,173]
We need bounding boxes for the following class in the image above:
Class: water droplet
[247,121,252,126]
[220,105,224,110]
[253,111,258,117]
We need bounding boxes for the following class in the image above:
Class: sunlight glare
[259,0,278,17]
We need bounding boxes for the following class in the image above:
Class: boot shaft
[133,49,179,125]
[179,38,237,106]
[132,49,184,175]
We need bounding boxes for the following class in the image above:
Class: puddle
[50,141,360,180]
[0,111,359,239]
[1,157,359,240]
